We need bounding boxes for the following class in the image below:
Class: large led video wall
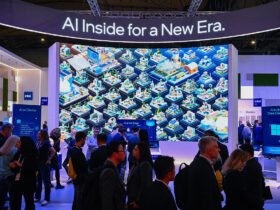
[59,44,229,143]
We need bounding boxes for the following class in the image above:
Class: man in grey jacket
[100,141,126,210]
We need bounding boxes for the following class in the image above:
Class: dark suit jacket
[127,161,153,204]
[188,156,222,210]
[141,180,177,210]
[88,145,107,170]
[242,158,265,210]
[99,160,126,210]
[223,169,246,210]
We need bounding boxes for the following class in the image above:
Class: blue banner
[12,104,41,141]
[262,106,280,156]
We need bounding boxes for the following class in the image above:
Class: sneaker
[55,185,65,189]
[34,198,40,203]
[67,178,73,184]
[41,200,49,206]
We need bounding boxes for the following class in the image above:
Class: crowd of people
[0,121,270,210]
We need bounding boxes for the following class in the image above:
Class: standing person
[9,136,38,210]
[238,121,245,145]
[141,156,177,210]
[63,130,76,184]
[70,131,88,210]
[127,126,140,169]
[188,136,222,210]
[88,133,108,171]
[0,123,13,147]
[107,125,119,144]
[86,126,100,160]
[240,144,265,210]
[0,135,19,210]
[127,142,153,210]
[99,141,126,210]
[50,128,64,189]
[42,121,48,132]
[222,149,248,210]
[35,130,56,206]
[253,122,263,146]
[242,121,252,144]
[139,129,149,146]
[111,124,127,180]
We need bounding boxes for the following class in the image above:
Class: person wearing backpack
[69,131,87,210]
[174,163,189,210]
[99,141,126,210]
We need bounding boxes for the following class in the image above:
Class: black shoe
[55,185,65,189]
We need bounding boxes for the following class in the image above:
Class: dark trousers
[0,176,12,210]
[52,157,62,186]
[72,184,84,210]
[35,164,51,201]
[63,156,70,174]
[10,181,35,210]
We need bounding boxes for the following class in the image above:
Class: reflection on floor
[33,143,280,210]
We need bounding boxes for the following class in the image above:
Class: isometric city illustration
[59,44,229,143]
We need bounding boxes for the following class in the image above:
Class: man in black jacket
[240,144,265,210]
[89,133,107,170]
[70,131,87,210]
[99,141,126,210]
[188,136,222,210]
[141,156,177,210]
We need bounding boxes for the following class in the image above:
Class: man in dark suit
[141,156,177,210]
[70,131,88,210]
[240,144,265,210]
[88,133,107,170]
[99,141,126,210]
[188,136,222,210]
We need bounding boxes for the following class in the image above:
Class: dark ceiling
[0,0,279,67]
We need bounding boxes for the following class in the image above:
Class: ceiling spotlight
[251,40,256,45]
[40,38,46,42]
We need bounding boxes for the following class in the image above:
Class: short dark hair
[118,124,126,133]
[75,131,87,142]
[97,133,107,143]
[106,141,123,157]
[132,126,140,133]
[1,123,14,131]
[239,144,254,157]
[154,156,174,180]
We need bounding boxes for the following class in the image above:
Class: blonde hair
[222,149,248,174]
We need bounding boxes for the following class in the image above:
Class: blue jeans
[35,164,51,201]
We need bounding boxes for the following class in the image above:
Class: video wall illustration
[59,43,229,143]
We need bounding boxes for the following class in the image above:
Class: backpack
[82,164,116,210]
[174,163,189,210]
[68,158,77,180]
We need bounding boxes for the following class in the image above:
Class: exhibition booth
[0,0,280,177]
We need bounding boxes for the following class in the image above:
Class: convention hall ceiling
[0,0,279,67]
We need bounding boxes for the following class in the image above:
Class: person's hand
[46,159,51,165]
[9,161,18,169]
[14,160,22,167]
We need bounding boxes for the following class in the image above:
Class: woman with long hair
[127,142,153,210]
[9,136,38,210]
[222,149,248,210]
[138,129,149,146]
[35,130,56,206]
